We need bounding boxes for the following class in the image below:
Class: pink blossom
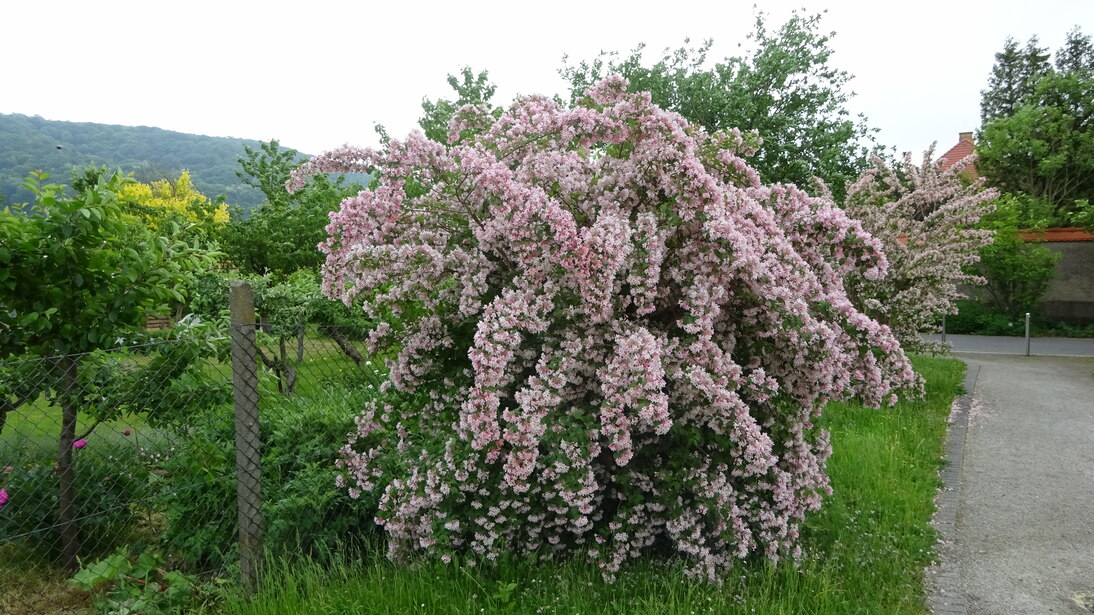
[123,429,132,436]
[839,147,996,354]
[0,488,8,509]
[322,76,920,582]
[72,440,88,449]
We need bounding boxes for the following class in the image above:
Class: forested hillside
[0,113,308,209]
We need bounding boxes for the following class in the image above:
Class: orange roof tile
[1018,227,1094,242]
[938,132,978,176]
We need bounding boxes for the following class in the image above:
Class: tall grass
[212,355,965,615]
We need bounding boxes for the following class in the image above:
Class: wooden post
[229,281,263,593]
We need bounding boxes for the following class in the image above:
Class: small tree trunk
[326,327,365,365]
[295,325,305,363]
[278,337,296,395]
[58,355,81,570]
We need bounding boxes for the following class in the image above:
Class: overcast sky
[3,0,1092,159]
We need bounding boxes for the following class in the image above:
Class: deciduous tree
[978,29,1094,222]
[0,170,212,567]
[560,10,879,198]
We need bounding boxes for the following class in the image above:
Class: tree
[118,170,230,246]
[0,170,212,568]
[970,194,1060,318]
[560,10,879,198]
[839,150,996,353]
[979,36,1051,124]
[978,29,1094,222]
[223,140,358,278]
[295,77,919,581]
[235,140,302,208]
[1054,27,1094,78]
[417,67,500,144]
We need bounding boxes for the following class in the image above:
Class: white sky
[3,0,1092,158]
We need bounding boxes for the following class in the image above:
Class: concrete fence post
[229,280,263,593]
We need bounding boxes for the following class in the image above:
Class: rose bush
[295,77,920,581]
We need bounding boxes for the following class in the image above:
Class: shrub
[297,77,921,581]
[839,149,996,353]
[0,453,150,562]
[157,387,379,571]
[971,194,1060,318]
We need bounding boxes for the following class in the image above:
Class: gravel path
[942,354,1094,614]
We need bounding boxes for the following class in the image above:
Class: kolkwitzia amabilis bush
[292,77,920,582]
[839,150,996,354]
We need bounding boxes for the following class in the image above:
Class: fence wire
[0,318,383,589]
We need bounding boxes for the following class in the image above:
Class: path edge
[926,359,979,615]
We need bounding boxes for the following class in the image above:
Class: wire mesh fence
[0,286,383,592]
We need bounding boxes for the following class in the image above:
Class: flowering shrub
[838,150,996,353]
[296,77,920,581]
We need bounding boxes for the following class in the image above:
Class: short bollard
[1025,312,1031,356]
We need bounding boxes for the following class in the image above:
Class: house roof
[1018,227,1094,242]
[938,132,977,175]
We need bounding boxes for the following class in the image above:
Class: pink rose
[123,429,132,436]
[0,488,9,509]
[72,440,88,449]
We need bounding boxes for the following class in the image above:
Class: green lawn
[209,355,966,615]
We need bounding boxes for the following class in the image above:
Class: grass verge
[209,355,966,615]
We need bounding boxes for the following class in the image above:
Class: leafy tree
[978,29,1094,222]
[970,195,1060,318]
[235,140,302,208]
[118,170,229,245]
[417,67,500,144]
[1055,27,1094,78]
[297,77,919,581]
[0,170,213,568]
[223,140,358,278]
[560,10,879,198]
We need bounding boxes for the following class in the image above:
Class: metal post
[229,281,263,593]
[1025,312,1031,357]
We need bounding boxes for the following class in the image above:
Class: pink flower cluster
[839,149,996,353]
[307,76,920,582]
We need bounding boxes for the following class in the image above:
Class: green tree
[970,195,1060,318]
[0,170,213,568]
[417,67,500,143]
[979,36,1051,124]
[1055,27,1094,78]
[977,29,1094,222]
[223,140,358,278]
[560,10,879,197]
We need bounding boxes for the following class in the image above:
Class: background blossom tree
[294,77,920,582]
[838,150,996,354]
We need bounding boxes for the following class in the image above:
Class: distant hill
[0,113,310,210]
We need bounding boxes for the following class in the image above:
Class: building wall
[1040,241,1094,323]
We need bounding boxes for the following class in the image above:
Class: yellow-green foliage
[119,171,229,234]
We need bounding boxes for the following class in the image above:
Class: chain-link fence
[0,281,383,592]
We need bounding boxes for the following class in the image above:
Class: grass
[208,355,966,615]
[0,556,91,615]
